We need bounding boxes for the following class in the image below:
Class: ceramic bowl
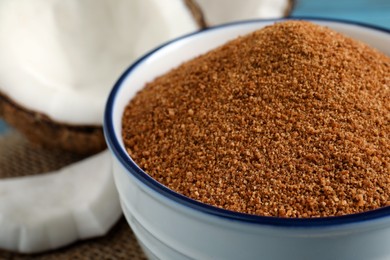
[104,18,390,260]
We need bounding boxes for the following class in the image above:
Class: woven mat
[0,131,146,259]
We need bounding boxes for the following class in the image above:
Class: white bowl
[104,18,390,260]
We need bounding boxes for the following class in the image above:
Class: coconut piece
[195,0,291,26]
[0,0,203,154]
[0,150,121,254]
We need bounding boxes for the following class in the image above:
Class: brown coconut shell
[0,93,105,155]
[285,0,295,17]
[0,0,205,155]
[185,0,207,28]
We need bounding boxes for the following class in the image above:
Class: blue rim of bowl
[104,17,390,227]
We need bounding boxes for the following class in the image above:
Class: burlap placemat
[0,131,146,259]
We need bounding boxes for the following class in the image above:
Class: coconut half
[0,0,203,154]
[195,0,291,26]
[0,150,121,254]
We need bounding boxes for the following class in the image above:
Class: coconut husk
[185,0,206,28]
[285,0,295,16]
[0,93,106,155]
[0,131,146,259]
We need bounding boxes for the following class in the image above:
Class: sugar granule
[122,21,390,218]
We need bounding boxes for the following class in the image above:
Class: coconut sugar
[122,21,390,218]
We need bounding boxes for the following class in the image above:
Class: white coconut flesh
[0,0,199,125]
[0,151,121,253]
[195,0,289,26]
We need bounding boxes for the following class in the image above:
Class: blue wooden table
[0,0,389,134]
[0,120,7,134]
[291,0,390,29]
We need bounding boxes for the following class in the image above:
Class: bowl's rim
[104,17,390,227]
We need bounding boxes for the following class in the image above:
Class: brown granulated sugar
[122,21,390,218]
